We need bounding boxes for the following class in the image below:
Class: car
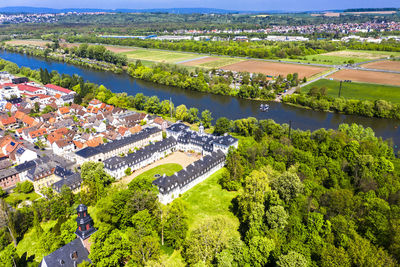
[34,145,39,149]
[19,137,23,140]
[41,148,45,151]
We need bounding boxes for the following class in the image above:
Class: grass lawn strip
[302,78,400,104]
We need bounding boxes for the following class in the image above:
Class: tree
[164,199,189,248]
[188,108,199,123]
[201,109,213,128]
[81,162,114,205]
[131,235,160,265]
[125,168,132,177]
[214,117,232,135]
[247,236,275,266]
[183,216,235,265]
[175,104,188,121]
[270,171,304,203]
[90,228,130,267]
[265,205,289,230]
[277,251,308,267]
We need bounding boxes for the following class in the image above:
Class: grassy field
[122,49,201,64]
[181,168,240,231]
[5,191,41,206]
[197,57,244,69]
[302,78,400,103]
[283,50,400,65]
[16,220,57,262]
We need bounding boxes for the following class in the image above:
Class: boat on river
[260,104,269,112]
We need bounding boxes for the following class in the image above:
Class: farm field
[361,60,400,71]
[122,49,201,64]
[5,39,136,53]
[181,56,220,66]
[328,69,400,86]
[302,78,400,104]
[283,50,400,65]
[222,60,328,78]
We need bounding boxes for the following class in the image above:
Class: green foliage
[213,117,232,135]
[81,162,114,205]
[14,181,34,194]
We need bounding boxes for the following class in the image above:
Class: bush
[15,181,34,194]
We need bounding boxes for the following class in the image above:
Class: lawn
[302,79,400,104]
[5,191,41,207]
[129,163,183,186]
[122,49,201,64]
[180,168,240,231]
[161,168,240,266]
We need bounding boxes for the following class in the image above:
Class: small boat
[260,104,269,112]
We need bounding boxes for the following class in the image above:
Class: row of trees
[282,91,400,119]
[67,43,128,66]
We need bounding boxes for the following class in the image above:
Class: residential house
[44,84,75,96]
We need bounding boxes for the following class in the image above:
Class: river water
[1,50,400,145]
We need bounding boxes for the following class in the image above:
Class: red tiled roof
[28,128,47,138]
[17,84,41,93]
[86,137,104,147]
[89,99,102,105]
[129,125,142,134]
[5,102,12,110]
[1,116,16,125]
[154,117,165,125]
[58,106,70,115]
[45,84,73,94]
[15,110,26,120]
[22,115,36,126]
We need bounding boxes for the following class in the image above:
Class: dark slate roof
[75,127,161,159]
[52,173,82,193]
[40,238,90,267]
[61,94,75,101]
[153,150,225,194]
[54,166,74,178]
[213,135,238,147]
[166,123,189,133]
[104,136,177,171]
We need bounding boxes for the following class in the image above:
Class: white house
[15,147,38,164]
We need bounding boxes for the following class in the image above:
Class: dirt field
[182,57,220,66]
[361,60,400,72]
[322,51,390,60]
[6,40,50,46]
[222,60,327,78]
[328,69,400,86]
[118,151,202,184]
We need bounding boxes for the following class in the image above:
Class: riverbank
[1,49,400,145]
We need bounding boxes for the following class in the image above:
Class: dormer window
[71,251,78,261]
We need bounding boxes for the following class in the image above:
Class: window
[86,224,90,230]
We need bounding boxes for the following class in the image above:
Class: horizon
[0,1,399,12]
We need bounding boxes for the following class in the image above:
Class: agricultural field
[302,78,400,104]
[222,60,328,78]
[283,50,400,65]
[122,49,201,64]
[361,60,400,71]
[328,69,400,86]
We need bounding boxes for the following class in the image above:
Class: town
[0,71,238,204]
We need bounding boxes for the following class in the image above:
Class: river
[1,50,400,145]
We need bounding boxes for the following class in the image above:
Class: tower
[75,204,97,241]
[199,123,204,135]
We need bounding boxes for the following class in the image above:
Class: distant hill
[0,6,240,14]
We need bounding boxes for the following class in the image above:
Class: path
[274,68,339,101]
[117,151,202,185]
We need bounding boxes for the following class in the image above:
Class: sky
[0,0,399,12]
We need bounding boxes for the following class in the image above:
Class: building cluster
[145,123,238,204]
[0,72,169,196]
[0,13,59,24]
